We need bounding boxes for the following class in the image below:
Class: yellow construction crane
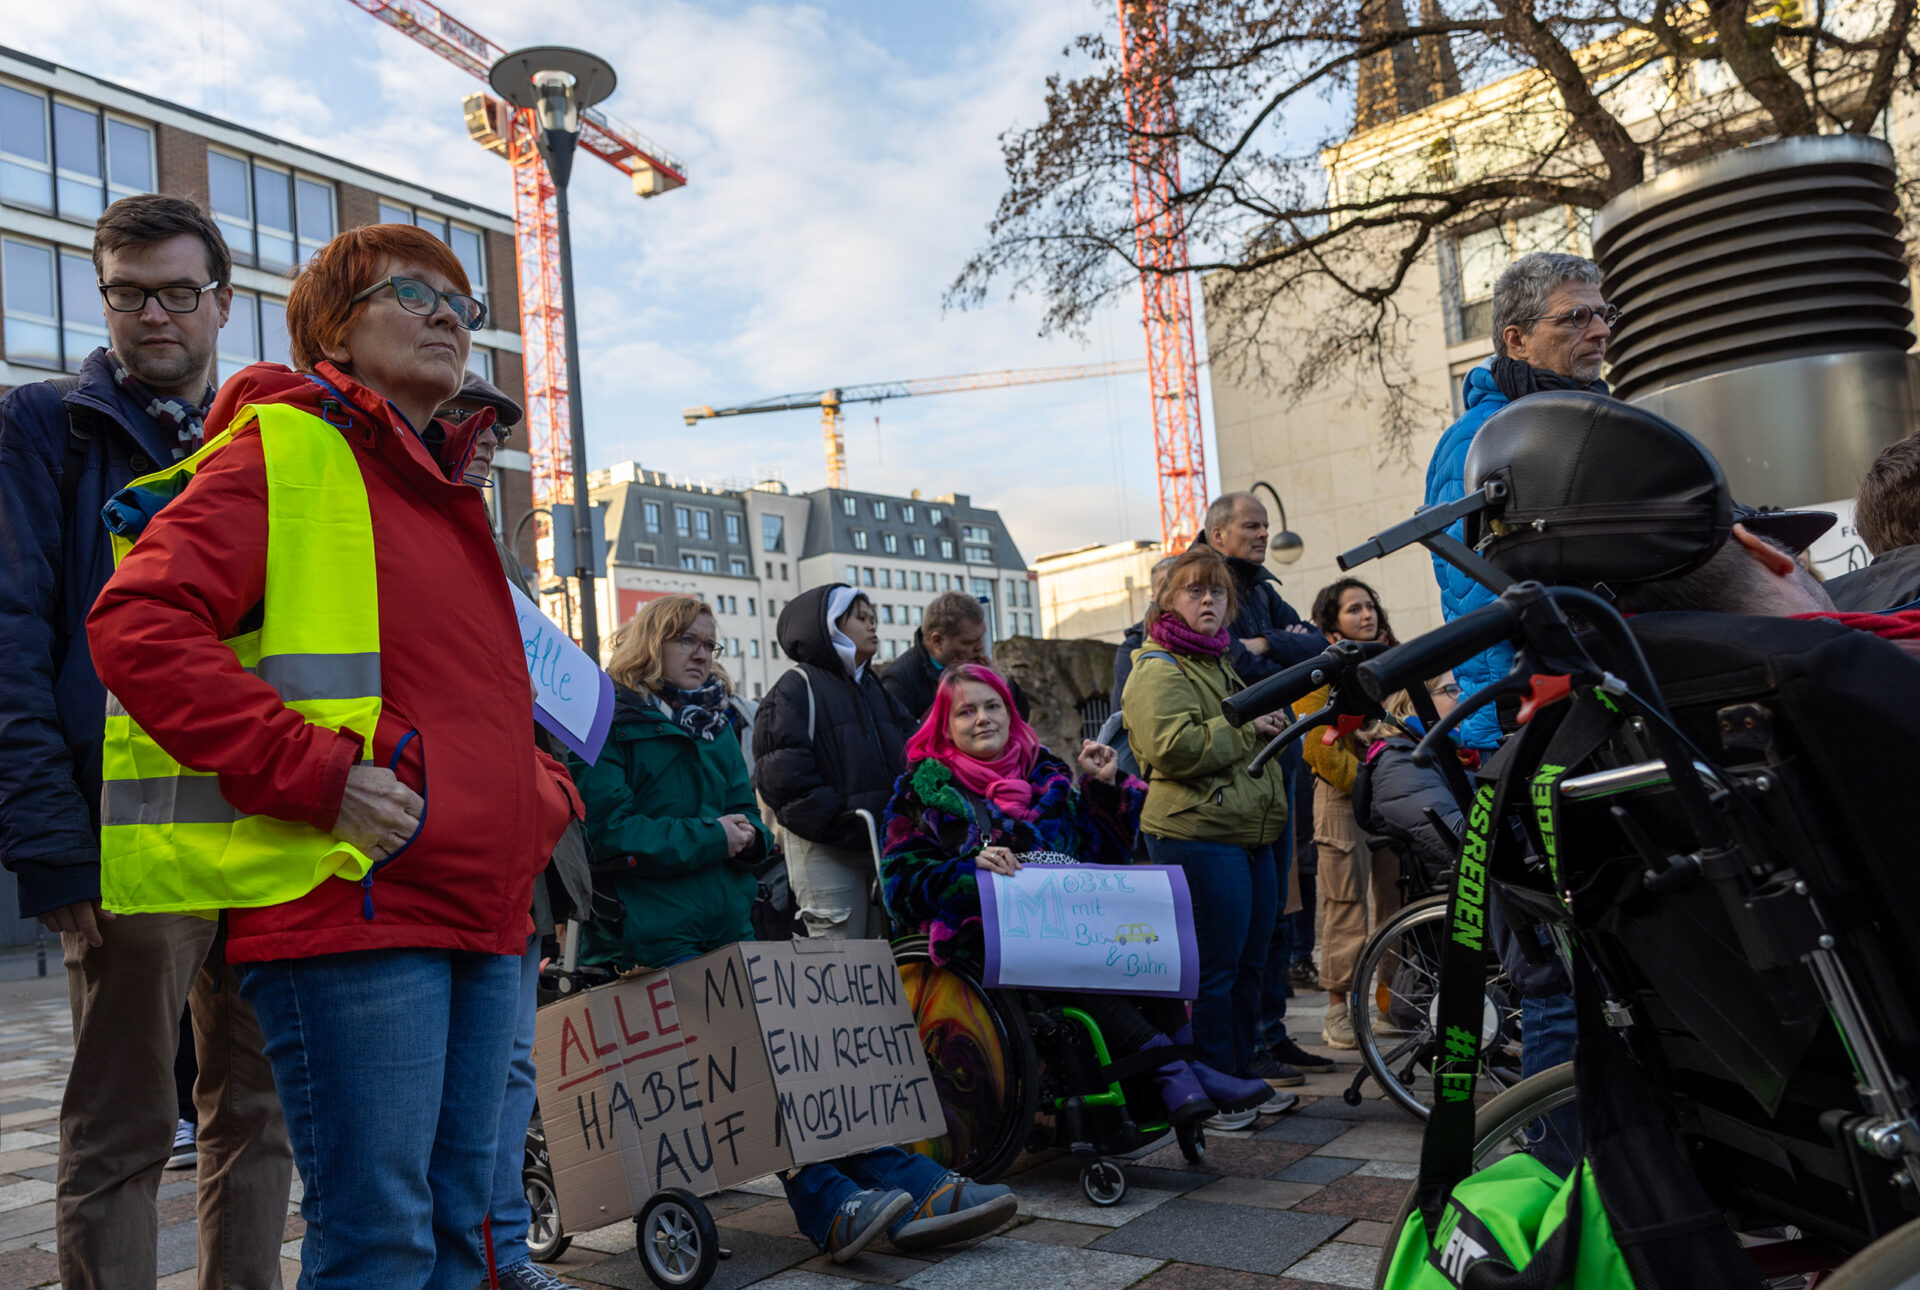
[684,359,1149,488]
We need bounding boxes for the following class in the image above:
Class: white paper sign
[979,864,1199,997]
[511,584,614,763]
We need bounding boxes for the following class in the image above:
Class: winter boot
[1165,1025,1272,1113]
[1138,1034,1216,1131]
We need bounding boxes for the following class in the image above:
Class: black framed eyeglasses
[351,275,487,331]
[99,280,221,314]
[1521,303,1622,330]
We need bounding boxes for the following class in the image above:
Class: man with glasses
[0,194,293,1288]
[1419,250,1611,1129]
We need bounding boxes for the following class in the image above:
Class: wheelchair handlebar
[1221,646,1343,727]
[1357,599,1520,702]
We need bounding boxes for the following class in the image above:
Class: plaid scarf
[105,351,214,460]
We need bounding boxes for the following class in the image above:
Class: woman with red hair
[89,223,580,1287]
[881,664,1276,1135]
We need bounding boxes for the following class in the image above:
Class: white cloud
[16,0,1188,558]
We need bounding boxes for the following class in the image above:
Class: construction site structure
[347,0,686,559]
[684,358,1149,488]
[1117,0,1208,551]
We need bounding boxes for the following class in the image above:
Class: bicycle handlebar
[1221,647,1343,727]
[1356,599,1520,702]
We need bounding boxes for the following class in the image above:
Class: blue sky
[14,0,1207,560]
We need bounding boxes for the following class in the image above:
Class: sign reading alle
[510,583,614,764]
[979,864,1199,997]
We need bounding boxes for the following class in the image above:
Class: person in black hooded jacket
[755,583,915,938]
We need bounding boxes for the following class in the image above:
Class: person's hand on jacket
[718,813,756,857]
[332,765,424,858]
[37,900,114,947]
[975,845,1022,876]
[1077,740,1119,783]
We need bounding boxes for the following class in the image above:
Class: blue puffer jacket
[0,348,186,917]
[1423,363,1511,751]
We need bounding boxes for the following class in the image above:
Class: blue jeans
[781,1146,949,1251]
[240,948,522,1290]
[1255,797,1296,1053]
[487,937,543,1270]
[1144,835,1277,1076]
[1521,990,1581,1176]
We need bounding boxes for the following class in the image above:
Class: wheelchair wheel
[1176,1119,1206,1164]
[1822,1215,1920,1289]
[523,1162,570,1263]
[1351,895,1525,1122]
[894,937,1040,1183]
[1371,1064,1579,1289]
[636,1188,719,1289]
[1082,1158,1128,1207]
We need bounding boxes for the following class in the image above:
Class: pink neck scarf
[905,665,1044,819]
[1151,612,1231,657]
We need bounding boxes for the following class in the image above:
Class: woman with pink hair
[881,664,1279,1134]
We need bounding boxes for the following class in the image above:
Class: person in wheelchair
[879,663,1286,1134]
[1355,673,1462,885]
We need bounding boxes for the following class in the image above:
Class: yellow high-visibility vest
[99,402,384,914]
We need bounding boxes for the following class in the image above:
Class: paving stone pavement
[0,948,1430,1288]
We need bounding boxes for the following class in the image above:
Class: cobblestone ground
[0,946,1424,1289]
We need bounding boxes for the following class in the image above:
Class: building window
[863,567,875,587]
[467,347,493,382]
[0,238,115,373]
[781,562,788,579]
[217,290,291,385]
[376,201,485,292]
[750,639,760,658]
[971,578,993,598]
[675,506,692,537]
[881,605,895,624]
[962,524,991,544]
[681,553,698,570]
[846,564,858,583]
[841,496,857,516]
[882,532,897,554]
[929,506,944,524]
[909,571,922,591]
[872,500,887,520]
[965,546,992,565]
[852,529,869,551]
[902,504,915,523]
[0,87,153,221]
[747,598,756,616]
[1448,208,1590,345]
[752,682,763,698]
[762,513,785,552]
[939,574,952,590]
[644,501,661,533]
[699,554,717,572]
[1007,582,1019,607]
[911,605,923,625]
[772,641,782,659]
[635,546,656,567]
[725,513,742,544]
[694,510,712,541]
[940,539,955,560]
[877,569,890,589]
[912,536,926,557]
[730,557,747,576]
[1022,581,1034,608]
[209,152,333,273]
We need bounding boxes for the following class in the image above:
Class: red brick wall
[336,181,379,231]
[483,229,519,336]
[156,125,209,208]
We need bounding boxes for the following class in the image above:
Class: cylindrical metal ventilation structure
[1592,135,1918,509]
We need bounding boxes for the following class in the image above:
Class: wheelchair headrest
[1463,392,1833,590]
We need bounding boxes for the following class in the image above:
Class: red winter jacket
[88,362,581,962]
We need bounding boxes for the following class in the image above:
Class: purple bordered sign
[978,863,1199,998]
[510,585,614,764]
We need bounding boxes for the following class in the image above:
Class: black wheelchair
[1224,575,1920,1285]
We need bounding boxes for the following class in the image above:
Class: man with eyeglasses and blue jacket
[0,194,292,1290]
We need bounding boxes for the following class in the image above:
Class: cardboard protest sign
[978,864,1199,997]
[536,940,941,1232]
[670,939,941,1175]
[511,584,614,763]
[532,971,715,1234]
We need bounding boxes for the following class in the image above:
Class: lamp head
[1269,528,1305,565]
[489,46,617,186]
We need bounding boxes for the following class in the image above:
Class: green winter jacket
[1120,640,1287,847]
[567,685,771,969]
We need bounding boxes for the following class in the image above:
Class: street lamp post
[491,45,618,659]
[1249,480,1305,565]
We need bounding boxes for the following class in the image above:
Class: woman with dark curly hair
[1301,576,1398,1050]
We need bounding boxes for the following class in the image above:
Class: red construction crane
[1117,0,1208,551]
[346,0,686,555]
[684,358,1149,488]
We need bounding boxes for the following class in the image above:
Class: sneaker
[826,1187,913,1263]
[1255,1088,1300,1116]
[1244,1052,1306,1086]
[166,1119,196,1171]
[1322,1001,1359,1050]
[1287,961,1321,990]
[888,1173,1018,1251]
[494,1262,579,1289]
[1203,1107,1259,1132]
[1267,1037,1339,1073]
